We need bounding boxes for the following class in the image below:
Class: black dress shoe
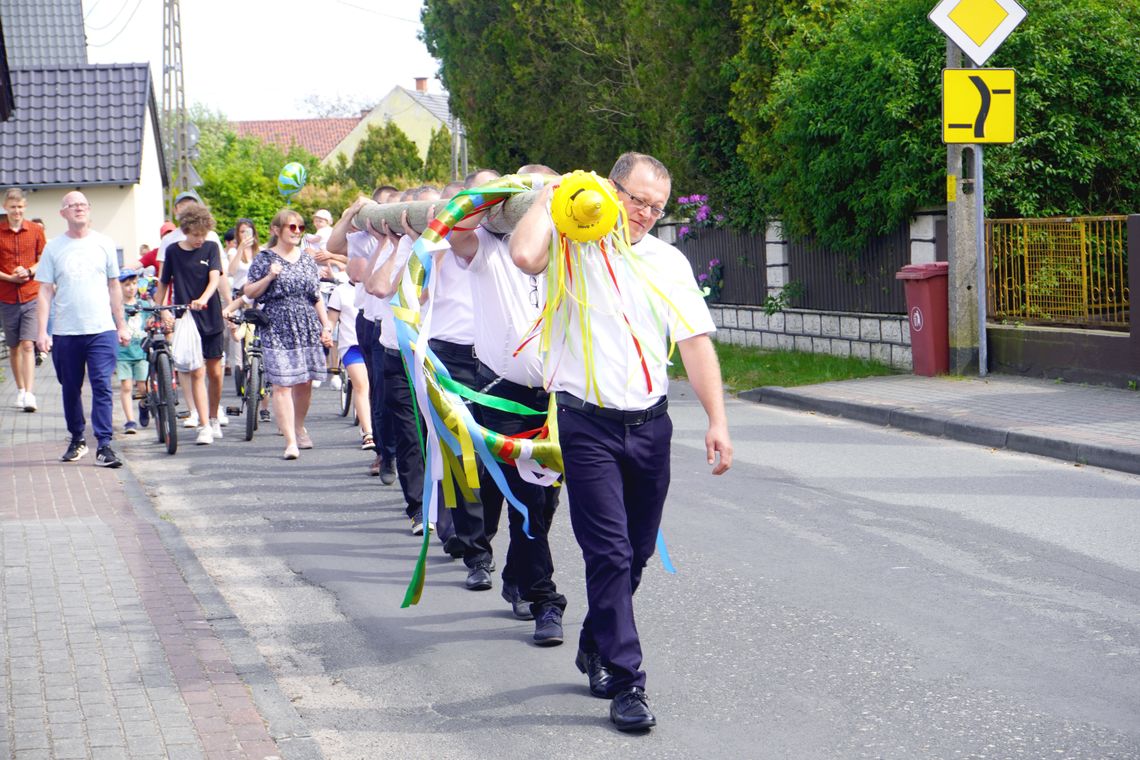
[574,649,613,698]
[465,562,493,591]
[610,687,655,732]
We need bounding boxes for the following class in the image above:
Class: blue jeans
[52,331,119,448]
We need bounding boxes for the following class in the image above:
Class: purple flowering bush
[697,258,724,302]
[675,194,725,243]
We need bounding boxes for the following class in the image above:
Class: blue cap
[118,268,138,281]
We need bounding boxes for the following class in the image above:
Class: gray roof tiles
[401,87,454,127]
[0,63,165,188]
[0,0,87,68]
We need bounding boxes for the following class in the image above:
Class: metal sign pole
[976,144,987,376]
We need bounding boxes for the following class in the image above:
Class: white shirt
[327,281,358,357]
[377,236,415,351]
[157,229,222,263]
[347,230,387,321]
[227,248,252,292]
[545,233,714,410]
[427,242,475,346]
[459,227,544,386]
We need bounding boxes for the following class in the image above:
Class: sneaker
[36,351,45,366]
[259,408,271,423]
[411,513,425,536]
[210,418,223,439]
[22,391,36,412]
[379,458,397,486]
[216,409,229,427]
[60,440,89,462]
[297,429,313,449]
[195,426,213,445]
[330,374,343,390]
[184,410,200,428]
[95,445,123,468]
[138,402,150,428]
[14,389,25,409]
[124,421,139,435]
[533,606,564,646]
[312,379,322,388]
[501,583,535,621]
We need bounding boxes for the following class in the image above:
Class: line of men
[329,153,733,732]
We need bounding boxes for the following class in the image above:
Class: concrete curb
[741,386,1140,477]
[117,465,324,760]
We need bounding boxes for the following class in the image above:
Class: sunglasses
[284,222,306,233]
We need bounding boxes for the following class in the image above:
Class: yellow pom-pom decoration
[551,170,621,243]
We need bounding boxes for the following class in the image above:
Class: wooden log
[351,186,541,237]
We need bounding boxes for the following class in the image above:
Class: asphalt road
[120,379,1140,759]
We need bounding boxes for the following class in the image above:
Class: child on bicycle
[116,268,151,433]
[156,205,225,445]
[326,280,374,451]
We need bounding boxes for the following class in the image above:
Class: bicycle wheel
[245,355,261,441]
[150,362,166,445]
[156,352,178,455]
[338,362,351,418]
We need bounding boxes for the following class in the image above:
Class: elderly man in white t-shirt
[510,153,733,733]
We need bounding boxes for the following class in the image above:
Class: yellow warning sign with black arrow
[942,68,1016,144]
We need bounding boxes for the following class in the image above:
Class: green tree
[424,125,453,184]
[347,122,424,190]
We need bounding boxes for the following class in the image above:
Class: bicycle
[332,322,352,418]
[139,304,188,455]
[227,309,270,441]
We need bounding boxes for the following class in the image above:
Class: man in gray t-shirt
[35,191,131,468]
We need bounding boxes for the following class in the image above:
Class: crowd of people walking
[1,152,733,733]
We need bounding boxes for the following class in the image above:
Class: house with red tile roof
[230,117,363,161]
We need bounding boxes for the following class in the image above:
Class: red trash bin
[895,262,949,376]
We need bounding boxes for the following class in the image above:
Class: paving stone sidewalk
[1,364,318,759]
[741,373,1140,476]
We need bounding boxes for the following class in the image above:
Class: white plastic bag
[171,311,204,372]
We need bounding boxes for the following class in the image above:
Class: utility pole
[162,0,186,214]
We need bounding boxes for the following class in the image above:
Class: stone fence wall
[700,210,943,371]
[709,306,913,370]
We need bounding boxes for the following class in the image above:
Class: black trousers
[558,402,672,693]
[355,314,395,461]
[475,363,566,615]
[429,339,494,568]
[383,348,424,518]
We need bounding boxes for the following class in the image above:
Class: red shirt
[139,247,159,272]
[0,219,47,304]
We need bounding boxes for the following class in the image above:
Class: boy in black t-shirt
[157,205,225,445]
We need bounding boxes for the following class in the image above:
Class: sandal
[283,445,299,460]
[361,433,376,451]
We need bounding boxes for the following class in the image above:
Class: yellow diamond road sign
[929,0,1027,66]
[942,69,1016,144]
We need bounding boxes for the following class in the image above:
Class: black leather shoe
[574,649,613,698]
[465,562,493,591]
[609,687,655,732]
[501,582,534,620]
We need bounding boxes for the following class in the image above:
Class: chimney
[414,77,428,93]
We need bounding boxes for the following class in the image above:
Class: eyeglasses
[528,276,540,309]
[64,202,91,210]
[613,181,666,219]
[285,223,306,233]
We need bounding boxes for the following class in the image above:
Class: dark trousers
[559,404,672,693]
[52,331,119,448]
[430,340,494,568]
[383,348,424,518]
[355,314,396,461]
[476,363,566,614]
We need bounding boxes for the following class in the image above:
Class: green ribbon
[436,375,545,416]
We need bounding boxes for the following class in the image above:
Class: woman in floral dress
[244,208,334,459]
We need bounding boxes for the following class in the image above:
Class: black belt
[556,392,668,426]
[429,338,477,359]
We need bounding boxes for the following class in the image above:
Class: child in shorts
[116,269,150,433]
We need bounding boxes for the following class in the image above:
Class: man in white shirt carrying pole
[510,152,733,732]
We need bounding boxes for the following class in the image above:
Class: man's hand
[705,421,733,475]
[12,265,30,283]
[117,325,132,346]
[341,196,370,225]
[36,333,51,354]
[190,297,208,310]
